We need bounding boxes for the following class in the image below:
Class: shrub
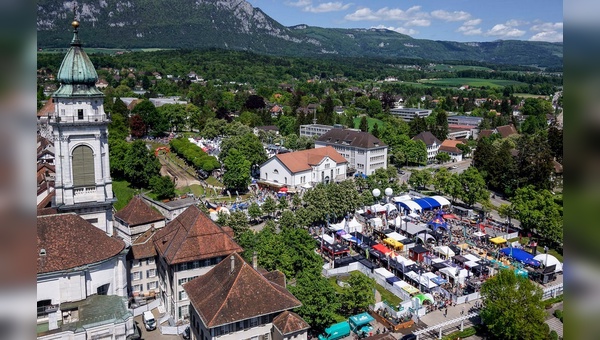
[553,309,563,323]
[549,330,559,340]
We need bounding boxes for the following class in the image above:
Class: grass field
[112,179,138,211]
[352,117,385,131]
[429,64,493,72]
[513,93,550,99]
[418,78,527,88]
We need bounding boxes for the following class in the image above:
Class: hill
[37,0,562,68]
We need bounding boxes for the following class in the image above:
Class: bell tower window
[77,109,84,120]
[72,145,95,187]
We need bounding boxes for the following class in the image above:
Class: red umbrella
[278,187,288,193]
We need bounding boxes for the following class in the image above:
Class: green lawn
[205,176,223,187]
[352,117,385,132]
[418,78,527,88]
[328,273,402,310]
[112,179,138,211]
[513,93,550,99]
[429,64,493,72]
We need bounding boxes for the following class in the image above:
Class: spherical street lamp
[372,188,381,200]
[384,187,393,202]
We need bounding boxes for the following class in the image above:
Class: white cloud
[530,22,563,32]
[345,6,425,21]
[430,10,471,22]
[463,18,482,26]
[505,19,528,27]
[303,2,351,13]
[371,25,418,36]
[286,0,311,7]
[485,23,526,38]
[529,31,563,42]
[457,25,482,36]
[405,19,430,27]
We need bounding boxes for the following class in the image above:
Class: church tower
[50,20,115,234]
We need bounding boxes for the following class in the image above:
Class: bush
[169,137,220,172]
[553,309,563,323]
[549,330,559,340]
[442,326,477,340]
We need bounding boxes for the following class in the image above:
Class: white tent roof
[371,204,386,213]
[374,267,395,279]
[430,195,451,206]
[395,255,409,265]
[341,234,353,241]
[370,217,383,227]
[473,231,486,237]
[386,232,406,242]
[440,267,469,278]
[464,254,481,262]
[423,272,438,280]
[533,254,563,273]
[433,246,455,258]
[393,280,410,288]
[301,182,312,189]
[417,233,436,243]
[399,200,423,212]
[406,271,438,288]
[393,194,412,202]
[322,234,334,244]
[329,221,345,231]
[347,217,363,233]
[389,216,403,226]
[383,203,398,212]
[465,261,480,268]
[402,222,428,235]
[408,212,420,218]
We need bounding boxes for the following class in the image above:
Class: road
[157,153,201,189]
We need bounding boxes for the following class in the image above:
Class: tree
[371,123,381,138]
[457,167,489,207]
[433,167,452,194]
[359,116,369,132]
[262,196,277,218]
[547,125,563,163]
[278,210,297,229]
[248,202,262,222]
[158,104,187,132]
[149,176,176,200]
[277,196,289,212]
[227,211,250,238]
[510,185,563,245]
[288,269,340,333]
[124,140,161,188]
[222,148,251,192]
[515,133,553,191]
[409,169,432,190]
[276,115,297,136]
[220,133,267,170]
[129,114,146,138]
[480,269,547,340]
[445,174,462,203]
[435,152,451,164]
[132,99,167,136]
[109,139,131,178]
[340,271,375,315]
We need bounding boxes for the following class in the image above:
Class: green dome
[54,22,103,98]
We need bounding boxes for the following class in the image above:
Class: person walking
[461,306,464,315]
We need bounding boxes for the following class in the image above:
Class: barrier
[413,312,478,340]
[131,299,161,317]
[542,283,563,300]
[161,324,188,335]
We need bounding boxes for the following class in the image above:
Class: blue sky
[245,0,563,42]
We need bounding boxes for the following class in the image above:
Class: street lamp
[384,187,394,203]
[372,188,381,203]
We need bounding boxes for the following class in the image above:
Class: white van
[142,311,156,331]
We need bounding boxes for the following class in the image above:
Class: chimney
[230,255,235,274]
[252,251,258,270]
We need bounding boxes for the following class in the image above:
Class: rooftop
[272,311,310,335]
[131,227,158,260]
[270,146,347,174]
[114,196,165,226]
[317,128,386,149]
[412,131,442,146]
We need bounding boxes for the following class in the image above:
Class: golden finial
[72,20,80,29]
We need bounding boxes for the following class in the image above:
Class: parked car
[182,326,190,339]
[399,333,417,340]
[142,311,156,331]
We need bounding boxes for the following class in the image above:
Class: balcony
[74,186,96,197]
[48,114,109,125]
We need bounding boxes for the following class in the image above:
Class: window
[72,145,95,187]
[97,283,110,295]
[146,269,156,278]
[273,169,279,174]
[146,257,155,265]
[77,109,84,120]
[85,218,98,224]
[179,290,188,301]
[132,271,142,281]
[132,284,142,292]
[284,177,287,184]
[147,281,158,290]
[132,260,141,267]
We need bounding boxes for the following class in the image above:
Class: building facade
[114,196,166,246]
[49,21,115,234]
[389,108,432,122]
[299,124,337,138]
[412,131,442,163]
[315,129,387,176]
[129,228,160,299]
[259,146,348,187]
[446,115,483,127]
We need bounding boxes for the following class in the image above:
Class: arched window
[72,145,95,187]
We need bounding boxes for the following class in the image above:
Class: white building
[389,108,432,122]
[412,131,442,163]
[49,21,115,234]
[141,194,197,221]
[37,213,132,339]
[446,115,483,127]
[315,129,387,176]
[184,253,308,340]
[438,140,465,162]
[299,123,337,138]
[153,205,243,321]
[129,228,161,299]
[259,146,348,188]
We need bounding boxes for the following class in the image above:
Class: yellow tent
[489,236,507,245]
[383,238,404,251]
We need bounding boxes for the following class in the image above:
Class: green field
[352,117,385,131]
[418,78,527,88]
[429,64,493,72]
[513,93,550,99]
[112,179,138,211]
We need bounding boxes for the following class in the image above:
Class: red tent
[278,187,288,193]
[443,214,458,220]
[372,243,392,255]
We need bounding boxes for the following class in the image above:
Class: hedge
[442,326,477,340]
[169,138,220,172]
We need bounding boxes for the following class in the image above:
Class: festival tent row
[393,195,451,213]
[500,248,541,267]
[329,217,363,233]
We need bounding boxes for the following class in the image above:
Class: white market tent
[533,254,563,273]
[433,245,455,258]
[329,221,345,231]
[402,222,428,235]
[370,204,386,213]
[393,194,412,203]
[383,203,398,212]
[322,234,335,245]
[389,216,403,226]
[386,232,407,242]
[301,182,312,189]
[406,271,439,289]
[397,200,423,213]
[430,195,451,207]
[473,231,486,238]
[464,254,481,262]
[440,267,469,285]
[417,233,436,244]
[370,217,383,227]
[408,212,420,219]
[465,261,480,269]
[374,267,395,279]
[348,217,363,233]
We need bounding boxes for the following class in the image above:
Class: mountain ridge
[37,0,562,68]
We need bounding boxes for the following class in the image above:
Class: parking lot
[134,310,181,340]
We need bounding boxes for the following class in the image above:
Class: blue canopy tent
[386,276,401,285]
[354,173,367,178]
[500,248,541,267]
[427,212,448,231]
[413,197,442,210]
[397,200,423,213]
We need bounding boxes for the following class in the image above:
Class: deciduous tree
[149,176,176,200]
[222,148,251,192]
[457,167,489,207]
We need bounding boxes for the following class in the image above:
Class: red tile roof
[272,311,310,335]
[272,146,347,174]
[153,205,243,265]
[131,227,158,259]
[37,99,55,117]
[37,214,125,274]
[412,131,441,146]
[183,253,301,328]
[114,196,165,226]
[478,129,494,138]
[496,124,518,138]
[439,140,464,154]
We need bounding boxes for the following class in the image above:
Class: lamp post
[544,246,549,268]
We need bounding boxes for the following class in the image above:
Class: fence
[454,292,480,305]
[542,283,563,300]
[161,324,188,335]
[131,299,162,317]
